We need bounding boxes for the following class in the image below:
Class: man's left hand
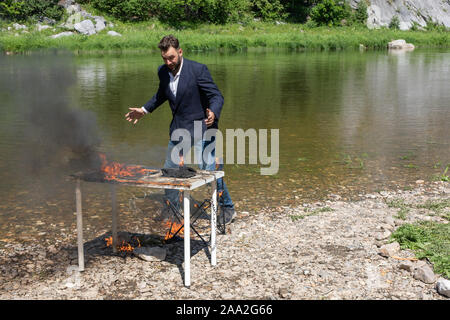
[205,108,215,127]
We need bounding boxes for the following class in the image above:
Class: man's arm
[143,69,168,113]
[197,64,224,122]
[125,68,168,124]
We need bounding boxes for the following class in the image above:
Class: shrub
[156,0,253,25]
[310,0,350,26]
[79,0,252,25]
[85,0,157,21]
[251,0,287,22]
[353,0,368,25]
[0,0,64,22]
[425,20,448,32]
[389,15,400,29]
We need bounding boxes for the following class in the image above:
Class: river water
[0,49,449,244]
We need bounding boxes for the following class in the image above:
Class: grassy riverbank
[1,19,450,54]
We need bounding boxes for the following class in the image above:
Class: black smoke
[0,54,102,176]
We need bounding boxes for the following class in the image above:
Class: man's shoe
[218,207,237,225]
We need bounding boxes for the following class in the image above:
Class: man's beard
[170,55,182,74]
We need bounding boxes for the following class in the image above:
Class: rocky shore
[0,181,448,300]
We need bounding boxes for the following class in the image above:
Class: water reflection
[0,49,448,245]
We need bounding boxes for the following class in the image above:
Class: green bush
[79,0,252,25]
[425,20,448,32]
[310,0,350,26]
[353,0,368,25]
[85,0,157,21]
[279,0,318,23]
[389,15,400,29]
[251,0,287,22]
[0,0,64,22]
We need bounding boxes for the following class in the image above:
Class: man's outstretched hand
[205,108,215,127]
[125,108,145,124]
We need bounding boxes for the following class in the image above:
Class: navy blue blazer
[143,58,224,141]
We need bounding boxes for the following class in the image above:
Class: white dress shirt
[142,58,184,114]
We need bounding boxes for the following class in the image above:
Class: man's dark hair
[158,35,179,51]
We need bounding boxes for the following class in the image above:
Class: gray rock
[95,20,106,33]
[413,265,436,284]
[398,261,414,272]
[388,39,415,50]
[74,19,96,35]
[40,17,56,25]
[13,23,27,30]
[81,11,94,19]
[107,31,122,37]
[278,287,290,298]
[50,32,74,39]
[436,278,450,298]
[58,0,75,9]
[65,12,83,29]
[66,4,81,15]
[379,242,400,258]
[376,230,391,240]
[94,16,106,22]
[384,216,395,227]
[36,24,51,32]
[133,247,166,262]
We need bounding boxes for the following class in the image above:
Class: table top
[76,170,224,190]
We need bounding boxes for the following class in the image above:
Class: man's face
[161,46,183,73]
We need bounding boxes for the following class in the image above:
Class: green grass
[1,19,449,53]
[386,198,450,220]
[433,165,449,182]
[417,199,450,220]
[386,198,410,220]
[386,198,407,209]
[391,221,450,278]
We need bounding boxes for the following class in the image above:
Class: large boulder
[388,39,415,50]
[95,19,106,33]
[74,19,96,35]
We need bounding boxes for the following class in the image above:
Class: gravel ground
[0,181,448,300]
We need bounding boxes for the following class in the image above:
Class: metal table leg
[211,182,217,266]
[184,190,190,287]
[111,184,118,253]
[76,179,84,271]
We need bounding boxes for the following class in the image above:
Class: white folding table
[75,169,224,287]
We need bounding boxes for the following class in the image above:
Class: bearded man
[125,35,236,224]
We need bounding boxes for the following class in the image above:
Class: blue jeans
[163,137,234,210]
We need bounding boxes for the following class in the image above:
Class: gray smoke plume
[0,54,102,176]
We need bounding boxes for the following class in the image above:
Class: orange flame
[104,236,141,252]
[99,153,158,183]
[179,155,184,167]
[164,220,184,241]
